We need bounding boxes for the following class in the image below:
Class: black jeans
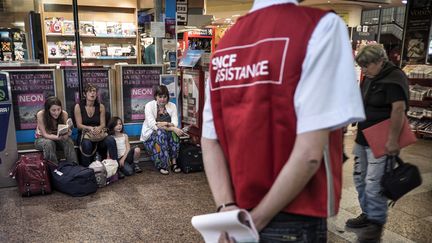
[79,135,108,167]
[259,212,327,243]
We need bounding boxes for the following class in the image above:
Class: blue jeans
[352,143,388,225]
[259,213,327,243]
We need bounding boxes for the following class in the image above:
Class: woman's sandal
[171,164,181,173]
[159,168,169,175]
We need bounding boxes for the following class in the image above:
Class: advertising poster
[8,70,55,130]
[121,65,163,123]
[168,51,177,70]
[160,74,177,99]
[402,1,432,64]
[130,87,153,120]
[182,71,199,126]
[63,68,111,117]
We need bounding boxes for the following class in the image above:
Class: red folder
[363,117,417,158]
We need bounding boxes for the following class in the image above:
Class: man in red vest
[201,0,365,242]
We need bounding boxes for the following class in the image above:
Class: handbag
[82,129,108,142]
[381,156,422,205]
[79,129,108,157]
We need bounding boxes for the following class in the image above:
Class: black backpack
[50,161,98,197]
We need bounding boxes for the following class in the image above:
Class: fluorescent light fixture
[12,22,25,27]
[402,0,407,4]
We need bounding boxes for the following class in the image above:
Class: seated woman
[35,96,78,164]
[106,117,142,179]
[74,83,108,167]
[140,85,185,175]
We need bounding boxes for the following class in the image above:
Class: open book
[57,118,73,137]
[191,209,259,243]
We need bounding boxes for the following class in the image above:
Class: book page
[57,118,73,136]
[191,209,259,243]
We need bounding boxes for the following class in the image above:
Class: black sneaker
[358,222,383,242]
[346,213,369,228]
[118,170,125,179]
[134,164,143,173]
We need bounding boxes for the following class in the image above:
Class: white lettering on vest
[214,59,269,83]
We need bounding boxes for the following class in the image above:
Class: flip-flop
[171,164,181,173]
[159,168,169,175]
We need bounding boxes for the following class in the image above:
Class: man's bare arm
[251,129,330,230]
[201,137,236,209]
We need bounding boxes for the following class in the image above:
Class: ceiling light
[402,0,407,4]
[378,5,382,8]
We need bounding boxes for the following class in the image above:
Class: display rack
[39,1,139,65]
[403,65,432,138]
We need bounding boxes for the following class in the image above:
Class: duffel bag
[50,161,97,197]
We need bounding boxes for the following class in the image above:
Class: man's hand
[385,139,400,155]
[218,232,236,243]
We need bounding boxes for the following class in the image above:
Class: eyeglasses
[157,95,168,98]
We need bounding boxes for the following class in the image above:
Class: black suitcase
[178,143,203,173]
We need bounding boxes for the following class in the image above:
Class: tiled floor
[0,135,431,243]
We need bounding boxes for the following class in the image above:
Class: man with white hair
[201,0,365,242]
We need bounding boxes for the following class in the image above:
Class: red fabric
[209,4,342,217]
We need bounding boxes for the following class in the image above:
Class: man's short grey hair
[355,44,388,67]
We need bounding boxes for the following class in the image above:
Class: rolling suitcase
[10,152,52,197]
[178,143,203,173]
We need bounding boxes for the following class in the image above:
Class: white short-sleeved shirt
[202,0,365,139]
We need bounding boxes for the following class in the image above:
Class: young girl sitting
[106,117,142,178]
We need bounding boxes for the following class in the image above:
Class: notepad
[191,209,259,243]
[363,117,417,158]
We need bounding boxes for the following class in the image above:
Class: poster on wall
[182,70,200,126]
[121,65,163,123]
[160,74,178,104]
[8,70,56,130]
[63,68,111,117]
[402,1,432,64]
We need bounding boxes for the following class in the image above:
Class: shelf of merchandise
[46,33,137,39]
[39,1,139,64]
[48,56,137,60]
[407,76,432,138]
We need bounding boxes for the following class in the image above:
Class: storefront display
[403,64,432,137]
[41,3,139,65]
[0,29,28,62]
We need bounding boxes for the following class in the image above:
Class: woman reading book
[35,96,78,164]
